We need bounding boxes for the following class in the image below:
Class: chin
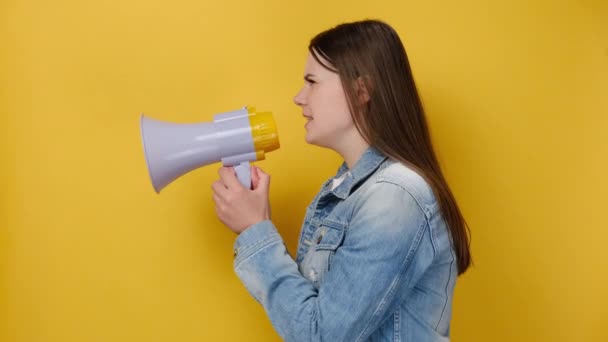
[305,134,320,147]
[305,135,330,149]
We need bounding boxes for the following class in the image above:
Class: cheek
[331,111,355,133]
[326,89,353,126]
[312,86,351,115]
[314,106,355,138]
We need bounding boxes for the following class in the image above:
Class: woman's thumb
[252,166,270,191]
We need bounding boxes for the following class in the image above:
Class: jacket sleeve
[232,181,434,341]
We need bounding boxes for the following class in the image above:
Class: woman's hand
[211,165,271,234]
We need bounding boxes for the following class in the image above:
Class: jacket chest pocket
[299,219,346,289]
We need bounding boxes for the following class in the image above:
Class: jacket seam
[394,310,401,342]
[435,249,455,330]
[355,220,429,341]
[234,237,282,269]
[373,180,429,219]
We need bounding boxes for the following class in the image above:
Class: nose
[293,87,306,107]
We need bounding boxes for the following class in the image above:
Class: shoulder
[368,159,439,217]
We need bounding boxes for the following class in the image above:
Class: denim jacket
[233,147,457,341]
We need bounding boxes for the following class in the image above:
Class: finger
[251,165,261,189]
[213,193,225,208]
[254,167,271,192]
[211,180,229,201]
[219,166,244,191]
[215,167,230,189]
[213,195,225,220]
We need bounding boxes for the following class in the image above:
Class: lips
[304,114,313,129]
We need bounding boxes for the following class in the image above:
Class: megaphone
[140,106,280,193]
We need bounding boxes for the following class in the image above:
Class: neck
[335,135,370,170]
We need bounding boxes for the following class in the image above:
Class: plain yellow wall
[1,0,606,341]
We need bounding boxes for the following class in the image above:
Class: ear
[354,76,371,105]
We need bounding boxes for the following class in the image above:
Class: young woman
[211,19,471,341]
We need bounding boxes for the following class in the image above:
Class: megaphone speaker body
[140,106,279,193]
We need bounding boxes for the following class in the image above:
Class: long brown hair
[309,19,471,274]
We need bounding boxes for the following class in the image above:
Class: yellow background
[1,0,606,341]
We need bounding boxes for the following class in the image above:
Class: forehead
[304,51,334,75]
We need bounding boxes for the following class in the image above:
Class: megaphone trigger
[233,161,252,190]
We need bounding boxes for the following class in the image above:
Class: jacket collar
[325,146,388,199]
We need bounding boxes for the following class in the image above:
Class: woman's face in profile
[293,52,357,150]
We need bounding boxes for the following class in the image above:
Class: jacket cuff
[233,220,282,265]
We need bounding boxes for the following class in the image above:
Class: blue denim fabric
[233,147,457,341]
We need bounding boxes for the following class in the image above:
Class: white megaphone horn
[140,106,280,193]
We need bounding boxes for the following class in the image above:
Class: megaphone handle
[234,161,252,190]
